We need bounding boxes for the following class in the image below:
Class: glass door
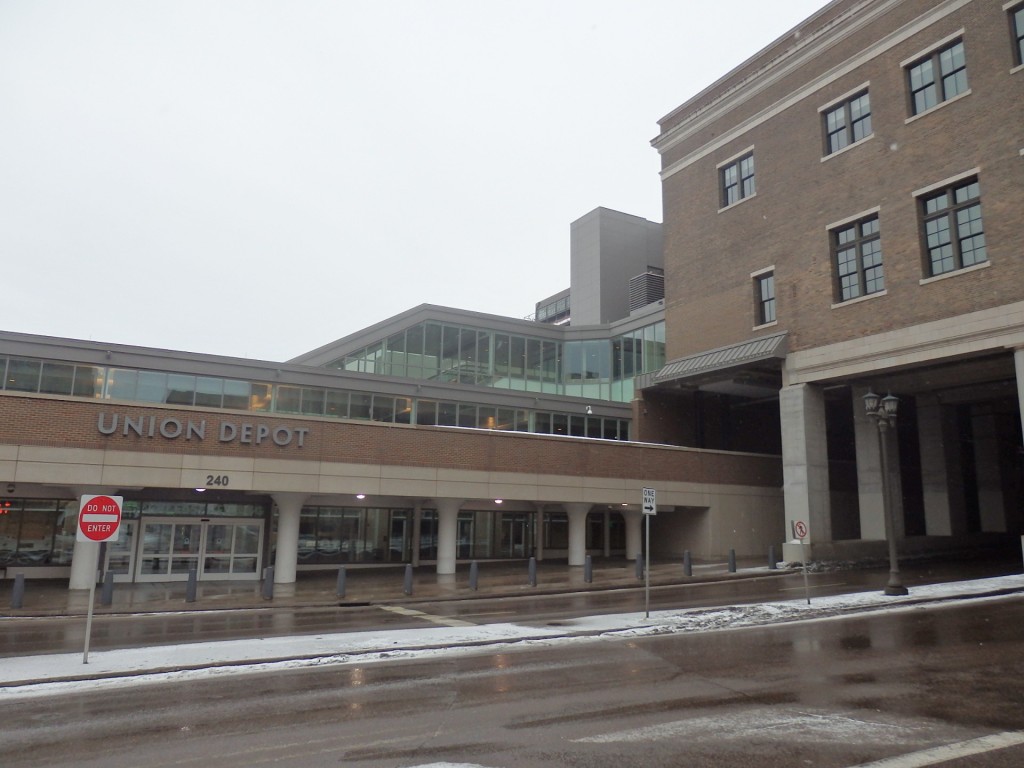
[134,517,262,582]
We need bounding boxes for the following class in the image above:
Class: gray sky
[1,0,826,362]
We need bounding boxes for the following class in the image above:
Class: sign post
[792,519,811,605]
[77,495,123,664]
[642,487,656,618]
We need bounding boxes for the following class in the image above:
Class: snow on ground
[2,575,1022,701]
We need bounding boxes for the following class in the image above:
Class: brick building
[638,0,1024,560]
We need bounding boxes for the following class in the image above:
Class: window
[907,39,968,115]
[754,272,775,325]
[1012,3,1024,67]
[823,90,872,154]
[920,177,986,276]
[720,152,755,207]
[832,214,883,302]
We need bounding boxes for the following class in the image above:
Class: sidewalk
[0,556,785,618]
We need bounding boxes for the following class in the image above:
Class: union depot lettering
[97,413,309,448]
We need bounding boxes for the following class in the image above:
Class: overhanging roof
[650,331,788,386]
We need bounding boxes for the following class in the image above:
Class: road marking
[849,731,1024,767]
[379,605,475,627]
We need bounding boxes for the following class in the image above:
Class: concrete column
[565,503,591,567]
[1016,348,1024,446]
[411,501,422,568]
[67,497,97,590]
[435,499,461,575]
[973,407,1007,533]
[852,385,885,541]
[623,509,642,560]
[68,487,117,590]
[603,509,612,558]
[271,493,308,584]
[781,384,831,560]
[534,504,545,561]
[916,394,966,537]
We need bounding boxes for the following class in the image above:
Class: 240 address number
[205,474,229,487]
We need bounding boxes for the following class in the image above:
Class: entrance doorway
[134,517,263,582]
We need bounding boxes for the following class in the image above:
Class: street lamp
[863,390,908,596]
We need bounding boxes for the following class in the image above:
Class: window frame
[718,149,756,210]
[904,36,969,117]
[1009,1,1024,68]
[830,211,884,303]
[916,174,987,278]
[820,87,872,156]
[751,267,776,328]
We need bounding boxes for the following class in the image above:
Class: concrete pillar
[534,504,546,562]
[565,503,591,567]
[781,384,831,560]
[916,394,966,537]
[411,501,422,568]
[623,509,642,561]
[435,499,461,575]
[68,488,116,590]
[973,407,1007,533]
[271,493,308,584]
[1016,348,1024,446]
[604,509,612,558]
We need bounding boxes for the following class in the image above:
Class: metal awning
[648,331,788,387]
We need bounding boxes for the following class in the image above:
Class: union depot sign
[97,412,310,448]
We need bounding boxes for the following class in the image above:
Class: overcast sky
[1,0,826,362]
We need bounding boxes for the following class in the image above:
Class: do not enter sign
[76,495,123,543]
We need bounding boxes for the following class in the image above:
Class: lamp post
[863,390,908,596]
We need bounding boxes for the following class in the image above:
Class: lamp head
[862,390,880,415]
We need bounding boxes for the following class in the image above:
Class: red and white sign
[76,495,123,542]
[793,520,808,540]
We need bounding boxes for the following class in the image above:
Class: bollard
[185,563,198,603]
[469,560,479,591]
[336,566,347,598]
[635,553,643,580]
[528,556,537,587]
[769,544,777,570]
[683,550,692,577]
[403,564,413,596]
[100,571,114,606]
[261,566,275,600]
[11,573,25,609]
[584,554,593,584]
[728,549,737,573]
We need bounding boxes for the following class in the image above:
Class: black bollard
[584,554,593,584]
[403,564,413,596]
[528,556,537,587]
[769,544,777,570]
[185,563,198,603]
[635,553,643,580]
[728,549,737,573]
[469,560,479,591]
[11,573,25,609]
[261,566,275,600]
[336,565,347,598]
[683,550,692,577]
[100,571,114,606]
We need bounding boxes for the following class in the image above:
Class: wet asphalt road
[5,593,1024,767]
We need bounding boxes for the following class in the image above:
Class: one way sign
[642,487,657,515]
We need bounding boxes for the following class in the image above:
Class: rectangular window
[1013,3,1024,66]
[907,39,968,115]
[754,272,776,325]
[920,177,986,276]
[832,214,884,302]
[823,90,871,155]
[720,152,755,207]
